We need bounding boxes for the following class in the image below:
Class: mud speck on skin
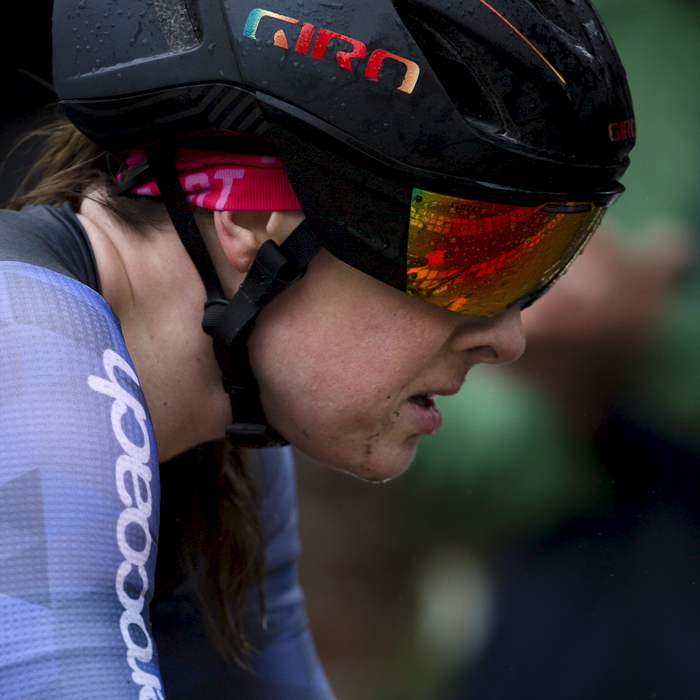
[365,431,381,456]
[355,462,372,474]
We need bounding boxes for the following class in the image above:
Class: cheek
[246,250,455,479]
[249,301,396,437]
[246,289,433,477]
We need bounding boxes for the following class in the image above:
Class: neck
[78,198,232,462]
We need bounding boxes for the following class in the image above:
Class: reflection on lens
[406,189,604,315]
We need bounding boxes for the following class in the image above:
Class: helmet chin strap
[144,144,322,448]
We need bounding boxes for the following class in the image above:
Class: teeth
[410,394,429,407]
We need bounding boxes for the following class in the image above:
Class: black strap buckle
[115,160,151,194]
[202,297,228,337]
[225,422,289,448]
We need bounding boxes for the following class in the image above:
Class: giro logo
[608,118,635,142]
[243,8,420,94]
[450,201,481,216]
[88,350,164,700]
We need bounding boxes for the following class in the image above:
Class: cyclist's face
[248,249,525,481]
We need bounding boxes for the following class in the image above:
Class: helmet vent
[528,0,571,34]
[153,0,202,53]
[393,0,518,140]
[528,0,584,47]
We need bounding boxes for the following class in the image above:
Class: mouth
[407,393,441,435]
[408,392,437,409]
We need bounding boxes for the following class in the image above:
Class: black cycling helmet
[53,0,634,444]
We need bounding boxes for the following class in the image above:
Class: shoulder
[0,204,100,292]
[0,259,164,700]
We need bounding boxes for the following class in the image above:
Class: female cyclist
[0,0,634,698]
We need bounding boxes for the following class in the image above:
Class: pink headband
[121,148,302,211]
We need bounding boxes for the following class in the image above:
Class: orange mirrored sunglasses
[406,188,605,316]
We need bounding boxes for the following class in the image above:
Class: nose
[452,305,526,365]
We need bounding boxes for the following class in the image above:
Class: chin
[299,437,419,484]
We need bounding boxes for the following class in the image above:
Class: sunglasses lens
[406,189,604,315]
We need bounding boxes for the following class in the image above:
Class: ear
[213,210,272,273]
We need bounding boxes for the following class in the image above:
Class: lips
[407,392,442,435]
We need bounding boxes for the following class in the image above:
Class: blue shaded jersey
[0,261,333,699]
[0,262,163,699]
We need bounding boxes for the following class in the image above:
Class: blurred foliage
[407,365,602,546]
[595,0,700,232]
[632,290,700,437]
[599,0,700,435]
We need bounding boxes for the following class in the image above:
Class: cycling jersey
[0,204,333,699]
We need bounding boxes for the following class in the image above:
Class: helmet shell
[54,0,634,283]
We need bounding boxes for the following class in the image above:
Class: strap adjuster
[225,422,289,448]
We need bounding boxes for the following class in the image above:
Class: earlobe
[213,210,266,273]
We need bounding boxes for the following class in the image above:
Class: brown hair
[10,117,265,666]
[9,118,171,231]
[165,440,266,666]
